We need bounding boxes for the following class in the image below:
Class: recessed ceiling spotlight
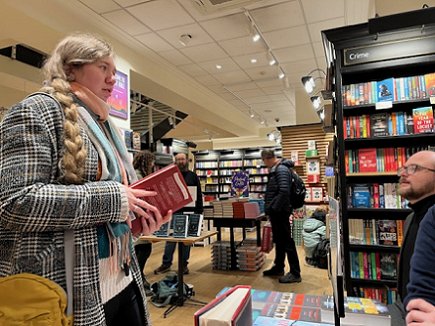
[216,64,222,70]
[250,58,257,64]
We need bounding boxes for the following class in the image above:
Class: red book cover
[358,148,377,173]
[413,106,434,134]
[129,164,193,235]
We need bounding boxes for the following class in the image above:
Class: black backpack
[313,238,330,269]
[289,169,306,209]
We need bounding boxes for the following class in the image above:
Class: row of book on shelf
[341,72,435,106]
[343,106,434,139]
[347,183,408,209]
[350,251,398,282]
[352,287,397,306]
[194,286,391,326]
[349,219,404,246]
[345,145,433,173]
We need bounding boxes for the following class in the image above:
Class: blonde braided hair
[41,33,114,184]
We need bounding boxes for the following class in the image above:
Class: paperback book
[153,221,170,237]
[172,214,189,238]
[413,106,434,133]
[187,214,204,237]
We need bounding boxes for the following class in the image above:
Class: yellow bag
[0,273,73,325]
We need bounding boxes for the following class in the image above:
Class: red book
[194,285,252,326]
[413,106,434,133]
[358,148,377,173]
[129,164,193,235]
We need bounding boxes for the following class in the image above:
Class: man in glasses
[389,150,435,326]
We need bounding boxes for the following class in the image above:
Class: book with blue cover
[172,214,189,238]
[153,222,170,237]
[377,78,394,102]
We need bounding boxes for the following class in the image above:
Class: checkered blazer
[0,93,149,325]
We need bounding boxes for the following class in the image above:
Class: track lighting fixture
[301,68,327,94]
[310,96,322,109]
[251,24,260,42]
[267,51,276,66]
[278,68,285,80]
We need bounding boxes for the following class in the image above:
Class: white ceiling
[1,0,434,146]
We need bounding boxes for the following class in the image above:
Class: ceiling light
[267,52,276,66]
[311,96,322,109]
[250,58,257,63]
[260,119,265,125]
[301,68,327,94]
[216,64,222,70]
[251,25,261,42]
[319,109,325,121]
[278,68,285,80]
[179,34,192,46]
[249,110,255,118]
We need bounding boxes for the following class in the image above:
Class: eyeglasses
[397,164,435,176]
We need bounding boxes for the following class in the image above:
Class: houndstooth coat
[0,93,149,325]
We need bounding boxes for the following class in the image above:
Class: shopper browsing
[154,152,203,275]
[389,150,435,326]
[261,150,301,283]
[0,32,171,326]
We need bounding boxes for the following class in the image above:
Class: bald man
[389,150,435,326]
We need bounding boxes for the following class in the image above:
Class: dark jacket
[177,170,203,214]
[404,204,435,307]
[264,159,292,215]
[398,194,435,302]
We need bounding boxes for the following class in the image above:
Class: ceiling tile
[159,49,192,65]
[235,88,266,99]
[113,0,150,7]
[102,10,150,35]
[214,70,251,85]
[127,0,194,30]
[178,63,208,77]
[301,0,345,23]
[250,1,305,32]
[157,23,214,49]
[218,91,239,101]
[79,0,120,14]
[312,41,326,59]
[206,84,228,94]
[232,51,268,69]
[247,96,272,105]
[199,13,250,41]
[262,87,284,95]
[135,33,174,52]
[179,43,228,63]
[225,81,257,92]
[263,25,310,49]
[281,58,317,76]
[198,57,240,74]
[195,74,221,86]
[244,65,279,81]
[274,44,315,63]
[220,36,266,56]
[308,17,345,43]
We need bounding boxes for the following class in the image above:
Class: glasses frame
[397,164,435,176]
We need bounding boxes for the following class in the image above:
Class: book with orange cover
[129,164,193,235]
[194,285,252,326]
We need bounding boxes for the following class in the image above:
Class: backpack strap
[64,230,74,316]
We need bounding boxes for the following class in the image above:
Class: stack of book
[244,202,261,218]
[212,201,223,217]
[211,241,232,270]
[236,240,265,271]
[292,218,306,246]
[222,199,236,217]
[232,201,246,218]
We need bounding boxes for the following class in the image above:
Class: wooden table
[203,215,264,270]
[140,231,218,317]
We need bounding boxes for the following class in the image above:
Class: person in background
[154,152,203,275]
[261,149,301,284]
[405,204,435,326]
[133,150,156,295]
[0,32,171,326]
[389,150,435,326]
[302,206,327,267]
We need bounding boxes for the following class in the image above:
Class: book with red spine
[129,163,193,235]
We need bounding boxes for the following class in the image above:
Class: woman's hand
[123,186,172,235]
[406,299,435,326]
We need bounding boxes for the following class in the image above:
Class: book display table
[204,215,264,270]
[140,231,218,317]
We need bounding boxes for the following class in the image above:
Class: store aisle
[144,230,332,326]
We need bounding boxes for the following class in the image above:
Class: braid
[40,32,114,184]
[41,78,87,184]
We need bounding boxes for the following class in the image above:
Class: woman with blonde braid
[0,32,171,326]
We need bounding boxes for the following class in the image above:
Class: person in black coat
[389,150,435,326]
[261,149,301,283]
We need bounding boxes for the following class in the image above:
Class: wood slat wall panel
[281,124,334,198]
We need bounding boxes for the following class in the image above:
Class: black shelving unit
[323,8,435,304]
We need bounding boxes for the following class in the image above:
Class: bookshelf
[323,10,435,304]
[193,148,280,199]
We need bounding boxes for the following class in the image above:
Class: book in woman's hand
[130,163,193,235]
